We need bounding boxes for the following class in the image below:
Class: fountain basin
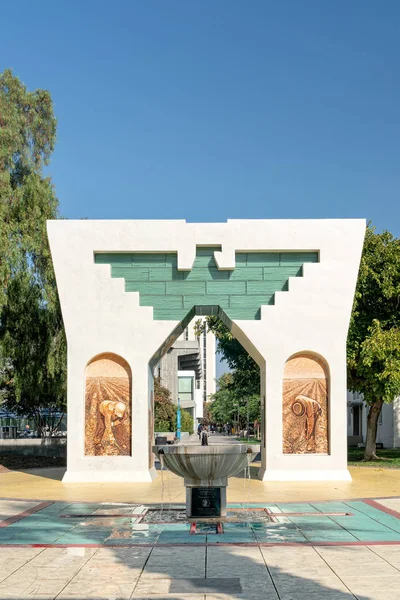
[153,444,260,486]
[153,444,260,517]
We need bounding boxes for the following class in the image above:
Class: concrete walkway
[1,542,400,599]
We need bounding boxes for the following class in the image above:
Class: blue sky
[1,0,399,235]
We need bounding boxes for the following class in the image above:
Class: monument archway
[47,218,365,483]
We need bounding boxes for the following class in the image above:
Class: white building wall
[347,391,398,448]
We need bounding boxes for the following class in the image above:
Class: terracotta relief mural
[85,353,131,456]
[282,354,329,454]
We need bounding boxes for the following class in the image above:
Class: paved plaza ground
[1,436,400,599]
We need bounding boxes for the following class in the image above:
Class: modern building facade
[155,317,216,427]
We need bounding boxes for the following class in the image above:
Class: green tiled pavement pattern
[95,248,319,320]
[1,500,400,546]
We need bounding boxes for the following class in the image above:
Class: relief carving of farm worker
[94,400,128,455]
[291,395,323,452]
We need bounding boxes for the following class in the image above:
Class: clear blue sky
[1,1,399,235]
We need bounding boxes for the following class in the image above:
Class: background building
[155,317,216,428]
[347,391,400,448]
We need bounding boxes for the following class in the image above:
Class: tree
[0,69,66,433]
[208,373,261,429]
[154,376,176,431]
[347,225,400,460]
[195,317,260,396]
[153,376,194,433]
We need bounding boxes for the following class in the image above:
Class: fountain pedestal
[186,483,226,518]
[153,444,260,518]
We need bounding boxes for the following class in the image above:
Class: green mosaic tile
[207,281,246,294]
[263,266,301,279]
[113,266,149,280]
[228,267,263,281]
[97,247,318,320]
[140,296,183,308]
[234,253,247,264]
[280,252,318,265]
[229,295,274,307]
[183,267,230,281]
[229,308,261,320]
[126,282,166,294]
[247,281,286,294]
[95,253,132,265]
[132,253,169,266]
[166,281,206,295]
[184,295,229,309]
[246,253,280,266]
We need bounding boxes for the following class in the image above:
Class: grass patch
[238,437,261,445]
[348,447,400,468]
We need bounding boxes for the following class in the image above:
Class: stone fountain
[153,444,260,518]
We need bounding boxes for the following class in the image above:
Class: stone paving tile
[58,581,137,599]
[0,547,44,583]
[341,574,400,595]
[88,546,151,566]
[0,500,39,520]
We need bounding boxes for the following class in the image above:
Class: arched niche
[85,353,132,456]
[282,352,329,455]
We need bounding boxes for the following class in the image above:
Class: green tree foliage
[348,225,400,460]
[154,376,176,431]
[0,69,66,432]
[195,317,259,396]
[180,408,194,434]
[208,373,261,428]
[153,376,193,433]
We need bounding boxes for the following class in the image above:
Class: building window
[178,376,193,404]
[353,405,361,436]
[184,328,189,341]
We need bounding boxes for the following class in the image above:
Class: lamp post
[177,397,181,442]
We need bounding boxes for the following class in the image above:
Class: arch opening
[148,304,265,469]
